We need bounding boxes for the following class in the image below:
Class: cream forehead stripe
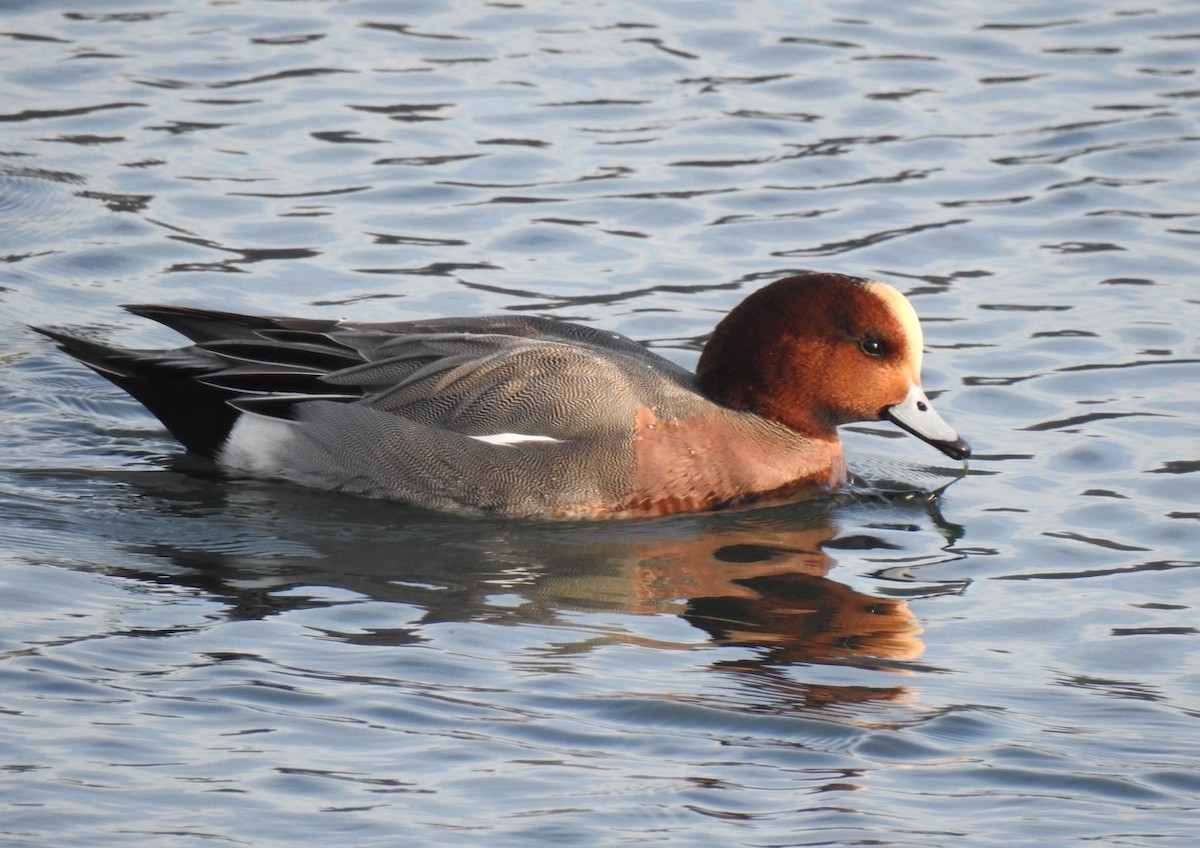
[863,280,924,372]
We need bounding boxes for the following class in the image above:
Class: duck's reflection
[112,464,959,706]
[529,517,923,669]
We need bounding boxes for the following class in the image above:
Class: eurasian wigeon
[37,272,969,518]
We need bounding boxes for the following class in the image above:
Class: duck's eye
[860,337,887,357]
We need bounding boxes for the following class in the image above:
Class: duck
[36,272,970,518]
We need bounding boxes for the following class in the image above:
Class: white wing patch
[469,432,563,447]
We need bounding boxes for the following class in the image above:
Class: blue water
[2,1,1199,845]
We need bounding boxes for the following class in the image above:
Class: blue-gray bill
[883,384,972,461]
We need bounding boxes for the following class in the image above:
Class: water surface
[2,1,1199,845]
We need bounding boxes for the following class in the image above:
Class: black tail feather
[32,326,240,457]
[123,304,341,343]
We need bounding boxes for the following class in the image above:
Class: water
[2,0,1199,844]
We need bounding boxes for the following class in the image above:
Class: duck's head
[696,272,971,460]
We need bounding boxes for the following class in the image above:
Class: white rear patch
[470,432,562,447]
[219,414,298,476]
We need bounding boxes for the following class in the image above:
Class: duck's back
[41,306,728,516]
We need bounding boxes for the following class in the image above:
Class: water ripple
[4,0,1200,845]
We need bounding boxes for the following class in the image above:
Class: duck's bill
[883,384,971,460]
